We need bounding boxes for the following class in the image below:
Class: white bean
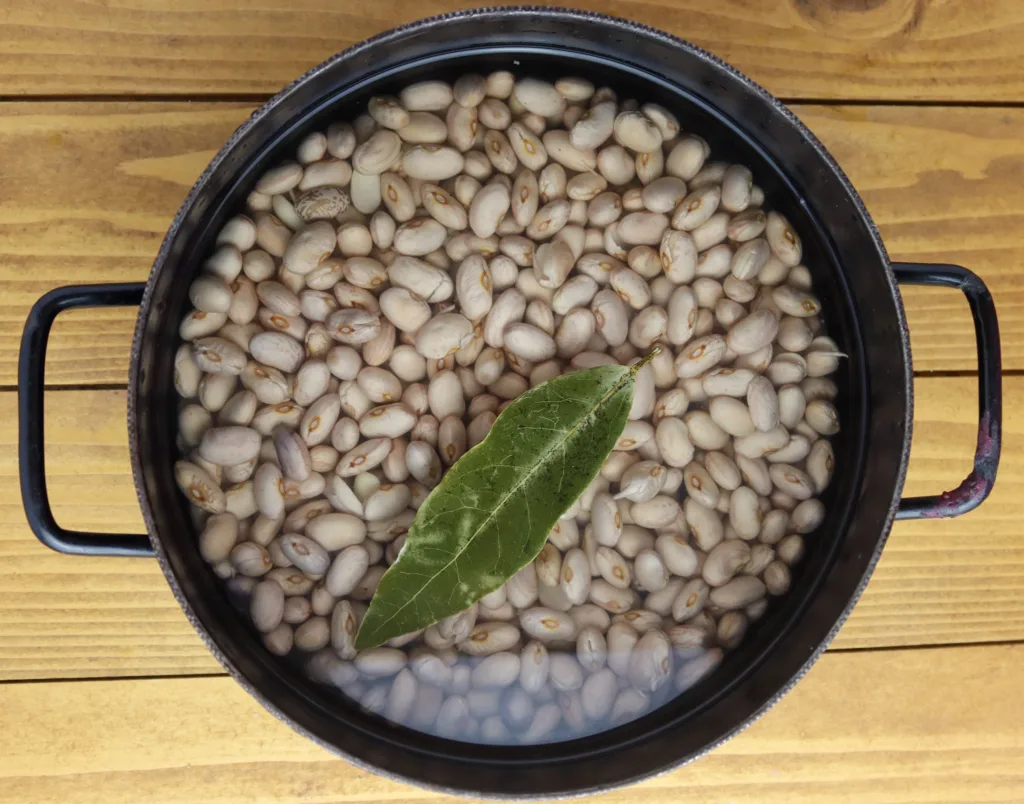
[180,78,840,734]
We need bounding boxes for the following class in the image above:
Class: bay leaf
[355,355,655,649]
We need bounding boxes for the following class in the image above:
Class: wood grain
[5,0,1024,101]
[0,102,247,387]
[0,375,1020,679]
[2,101,1020,385]
[2,643,1023,802]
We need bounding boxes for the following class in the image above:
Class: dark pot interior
[129,8,911,797]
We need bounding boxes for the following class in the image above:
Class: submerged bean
[178,73,841,744]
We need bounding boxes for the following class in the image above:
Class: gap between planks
[12,365,1004,396]
[14,94,1024,109]
[3,633,1024,690]
[2,643,1023,803]
[8,0,1024,102]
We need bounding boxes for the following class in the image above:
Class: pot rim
[128,6,912,798]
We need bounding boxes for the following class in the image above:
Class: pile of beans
[173,71,841,745]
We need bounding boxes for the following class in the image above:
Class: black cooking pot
[18,7,1002,798]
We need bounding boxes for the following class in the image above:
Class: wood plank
[0,102,248,387]
[1,102,1018,384]
[5,0,1024,101]
[0,375,1020,679]
[804,104,1016,376]
[0,386,221,677]
[1,643,1022,802]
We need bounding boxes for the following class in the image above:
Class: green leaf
[354,357,654,649]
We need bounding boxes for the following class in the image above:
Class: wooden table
[2,1,1024,801]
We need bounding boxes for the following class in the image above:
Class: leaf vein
[356,362,644,645]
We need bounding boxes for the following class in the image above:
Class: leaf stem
[629,344,663,376]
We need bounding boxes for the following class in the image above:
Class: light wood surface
[2,643,1022,803]
[3,6,1022,798]
[5,101,1023,385]
[1,375,1019,680]
[0,102,245,387]
[5,0,1024,102]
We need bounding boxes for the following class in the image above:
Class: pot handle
[19,283,154,556]
[893,263,1002,519]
